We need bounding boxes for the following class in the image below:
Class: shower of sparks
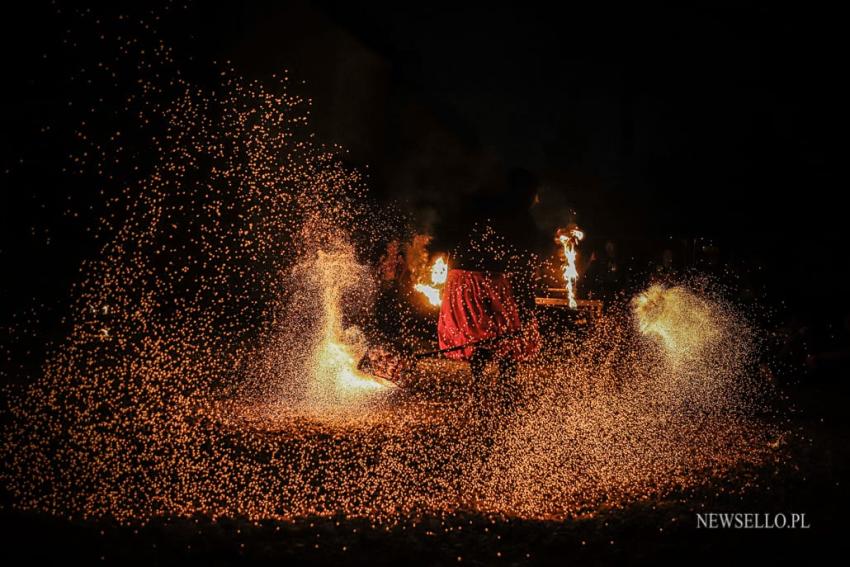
[307,248,392,402]
[558,227,584,308]
[0,8,788,527]
[414,256,448,307]
[256,230,395,413]
[633,284,720,366]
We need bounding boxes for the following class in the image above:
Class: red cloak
[437,269,539,361]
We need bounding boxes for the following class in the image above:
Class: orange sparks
[309,248,393,408]
[632,284,721,366]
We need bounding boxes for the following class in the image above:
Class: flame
[431,256,448,285]
[414,283,443,306]
[415,256,448,307]
[558,227,584,308]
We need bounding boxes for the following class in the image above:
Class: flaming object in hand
[414,256,448,307]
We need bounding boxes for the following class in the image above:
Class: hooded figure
[432,168,543,388]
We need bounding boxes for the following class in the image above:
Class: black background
[1,2,843,323]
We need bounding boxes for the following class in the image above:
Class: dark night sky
[0,1,844,320]
[324,3,839,238]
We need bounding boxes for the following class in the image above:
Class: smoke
[530,183,579,235]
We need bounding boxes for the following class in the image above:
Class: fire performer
[432,168,543,393]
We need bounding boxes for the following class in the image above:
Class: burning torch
[556,225,584,309]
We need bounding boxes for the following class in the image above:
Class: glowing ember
[558,226,585,308]
[414,256,448,307]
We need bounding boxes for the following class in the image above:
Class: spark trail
[0,10,787,525]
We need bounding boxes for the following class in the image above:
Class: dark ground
[1,373,847,566]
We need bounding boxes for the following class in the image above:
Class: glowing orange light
[558,227,584,309]
[430,257,448,285]
[415,256,448,307]
[309,249,393,406]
